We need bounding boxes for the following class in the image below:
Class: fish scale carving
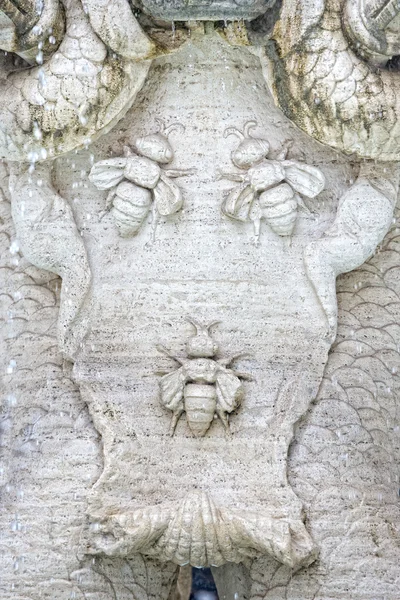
[247,209,400,599]
[268,0,400,160]
[0,0,153,161]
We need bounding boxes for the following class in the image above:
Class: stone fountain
[1,1,400,598]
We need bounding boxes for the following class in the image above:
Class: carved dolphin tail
[304,163,400,341]
[0,0,154,162]
[87,491,317,570]
[264,0,400,160]
[9,162,92,359]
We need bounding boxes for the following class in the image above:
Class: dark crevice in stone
[190,567,219,600]
[386,55,400,71]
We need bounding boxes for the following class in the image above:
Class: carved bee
[157,319,251,437]
[220,121,326,242]
[89,120,193,238]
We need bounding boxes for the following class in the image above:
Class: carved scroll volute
[344,0,400,66]
[0,0,65,63]
[9,162,92,360]
[267,0,400,160]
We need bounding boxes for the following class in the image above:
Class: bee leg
[216,408,232,436]
[156,344,185,365]
[283,235,292,249]
[105,189,116,211]
[252,217,261,246]
[217,170,246,183]
[276,139,294,161]
[150,204,159,242]
[297,195,312,215]
[163,168,196,179]
[231,370,254,381]
[98,190,115,221]
[169,410,183,436]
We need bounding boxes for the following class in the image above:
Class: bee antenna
[279,139,294,160]
[243,120,258,138]
[155,118,166,134]
[206,321,220,332]
[224,127,245,142]
[186,317,201,333]
[164,123,185,137]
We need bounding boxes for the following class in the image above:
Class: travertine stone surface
[67,32,350,570]
[1,0,400,598]
[134,0,276,21]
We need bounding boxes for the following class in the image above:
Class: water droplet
[9,239,19,254]
[38,68,46,89]
[7,394,17,407]
[6,359,16,374]
[33,121,42,141]
[27,150,39,164]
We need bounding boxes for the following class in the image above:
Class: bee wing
[153,172,183,216]
[222,184,255,222]
[215,368,244,413]
[160,367,187,412]
[282,160,325,198]
[89,158,127,190]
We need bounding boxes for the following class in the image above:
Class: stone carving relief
[0,0,65,64]
[89,121,193,238]
[266,0,400,160]
[344,0,400,66]
[221,122,326,241]
[1,1,400,598]
[86,487,316,570]
[157,319,250,436]
[9,162,92,360]
[243,208,400,600]
[135,0,277,21]
[0,0,154,162]
[305,162,400,342]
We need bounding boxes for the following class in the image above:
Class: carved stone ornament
[89,121,193,239]
[157,318,250,437]
[221,121,326,242]
[2,1,400,598]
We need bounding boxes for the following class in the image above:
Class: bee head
[186,318,219,358]
[224,121,270,169]
[133,119,185,165]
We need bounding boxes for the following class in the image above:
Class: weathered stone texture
[1,1,400,598]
